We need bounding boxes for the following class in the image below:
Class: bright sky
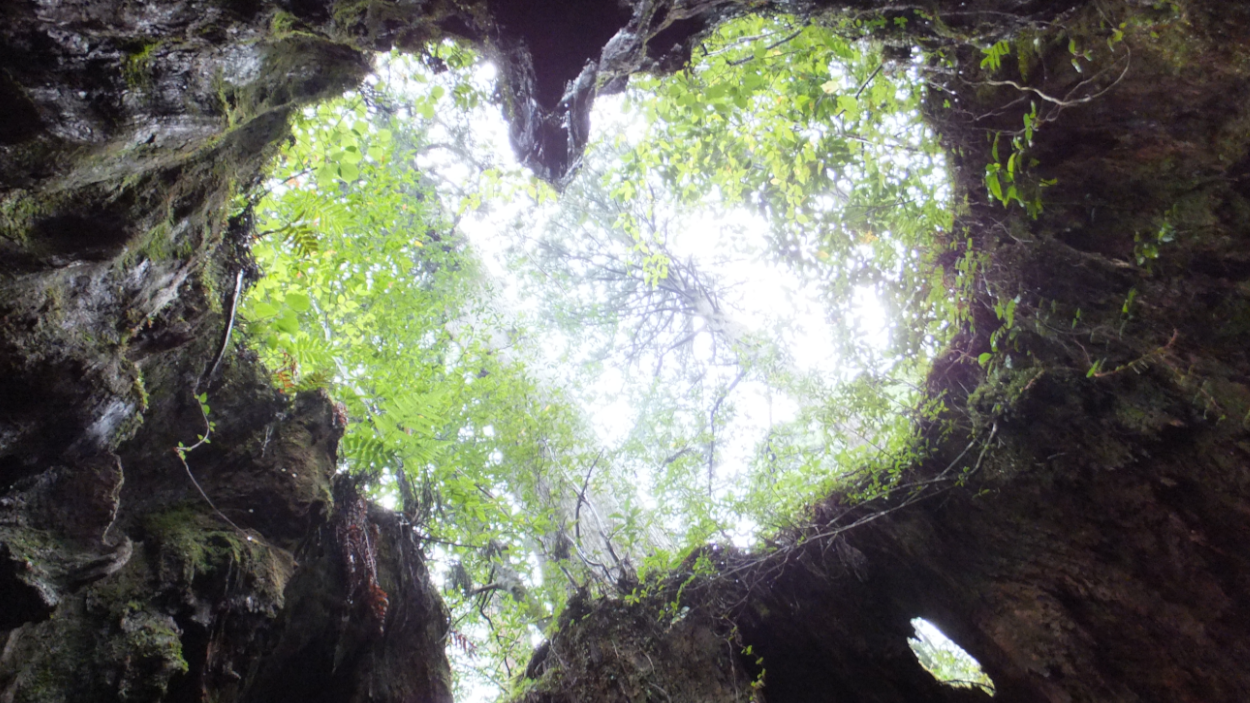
[377,47,935,701]
[429,87,894,551]
[379,47,899,532]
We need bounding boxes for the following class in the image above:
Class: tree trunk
[3,0,1249,701]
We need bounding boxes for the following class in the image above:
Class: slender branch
[662,447,694,466]
[174,394,247,535]
[572,451,603,546]
[198,268,245,392]
[726,28,805,66]
[702,27,798,60]
[707,369,748,497]
[854,64,885,100]
[975,51,1131,109]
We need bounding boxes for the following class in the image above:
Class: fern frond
[282,224,320,257]
[316,200,353,237]
[294,369,332,393]
[287,335,334,371]
[341,432,397,474]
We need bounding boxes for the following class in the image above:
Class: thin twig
[174,397,247,535]
[977,50,1131,109]
[179,269,250,535]
[198,268,245,392]
[828,64,884,123]
[1092,328,1178,378]
[726,28,805,66]
[854,64,885,100]
[573,451,604,546]
[707,369,747,497]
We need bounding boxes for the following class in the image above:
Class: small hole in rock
[908,618,995,695]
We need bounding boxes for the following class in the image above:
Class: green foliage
[909,619,995,694]
[982,103,1055,217]
[980,40,1012,72]
[242,72,621,691]
[1134,215,1176,267]
[236,17,966,696]
[123,41,161,88]
[585,15,960,535]
[615,16,952,369]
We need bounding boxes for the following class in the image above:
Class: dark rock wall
[0,0,459,700]
[0,0,713,696]
[3,0,1249,701]
[515,2,1250,703]
[0,346,454,703]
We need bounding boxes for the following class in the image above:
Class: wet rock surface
[2,0,1250,701]
[511,2,1250,703]
[0,0,456,697]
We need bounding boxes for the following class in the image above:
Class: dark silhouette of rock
[3,0,1250,701]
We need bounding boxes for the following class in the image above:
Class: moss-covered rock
[5,0,1250,701]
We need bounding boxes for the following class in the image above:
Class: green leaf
[836,95,859,119]
[285,292,311,312]
[315,165,337,189]
[985,170,1003,201]
[274,309,300,334]
[251,301,280,318]
[339,161,359,181]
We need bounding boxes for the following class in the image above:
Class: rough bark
[2,0,1249,701]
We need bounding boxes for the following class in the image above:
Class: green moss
[966,364,1045,426]
[4,507,293,700]
[145,507,243,578]
[199,262,224,315]
[5,548,190,703]
[331,0,372,29]
[268,9,321,40]
[83,552,189,702]
[211,36,369,129]
[1110,378,1184,433]
[0,190,56,245]
[122,41,163,89]
[0,527,66,601]
[142,506,291,604]
[110,611,189,702]
[14,649,87,703]
[270,10,299,35]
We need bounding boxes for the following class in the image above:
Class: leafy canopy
[243,85,606,689]
[236,15,956,698]
[615,14,953,365]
